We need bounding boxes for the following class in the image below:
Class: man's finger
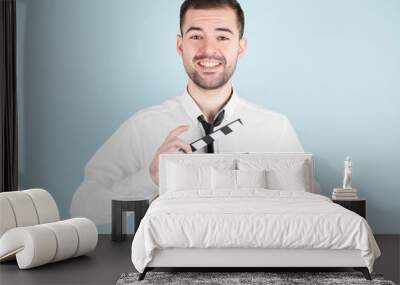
[166,139,192,154]
[173,138,192,153]
[165,125,190,142]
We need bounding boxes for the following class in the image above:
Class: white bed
[131,153,380,280]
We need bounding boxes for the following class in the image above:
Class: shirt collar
[180,87,239,124]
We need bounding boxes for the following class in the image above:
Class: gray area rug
[116,271,396,285]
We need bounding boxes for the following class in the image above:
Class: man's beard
[183,55,238,90]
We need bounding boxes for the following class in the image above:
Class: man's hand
[149,125,192,186]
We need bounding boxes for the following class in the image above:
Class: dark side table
[332,198,366,219]
[111,197,151,242]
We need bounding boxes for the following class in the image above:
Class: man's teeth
[199,61,221,68]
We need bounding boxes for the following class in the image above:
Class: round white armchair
[0,189,98,269]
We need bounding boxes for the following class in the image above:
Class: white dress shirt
[70,89,304,224]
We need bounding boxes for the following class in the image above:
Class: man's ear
[238,37,247,59]
[176,34,183,56]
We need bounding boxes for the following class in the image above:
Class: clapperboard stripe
[190,118,243,152]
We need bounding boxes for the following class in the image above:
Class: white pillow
[211,168,268,190]
[266,166,307,191]
[237,159,310,192]
[166,162,212,192]
[211,168,236,190]
[236,169,268,189]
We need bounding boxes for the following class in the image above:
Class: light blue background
[16,0,400,234]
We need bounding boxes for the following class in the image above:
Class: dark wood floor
[0,235,399,285]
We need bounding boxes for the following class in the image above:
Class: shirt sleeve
[278,117,304,153]
[70,117,158,225]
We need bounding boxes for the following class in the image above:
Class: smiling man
[70,0,304,225]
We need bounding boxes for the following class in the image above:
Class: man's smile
[196,59,224,73]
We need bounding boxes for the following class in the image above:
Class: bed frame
[138,248,371,280]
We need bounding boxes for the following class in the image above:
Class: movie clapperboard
[188,118,244,152]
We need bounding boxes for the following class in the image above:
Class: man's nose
[200,37,218,54]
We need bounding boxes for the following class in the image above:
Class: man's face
[177,7,247,90]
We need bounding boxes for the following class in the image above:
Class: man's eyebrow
[185,26,203,34]
[215,28,233,35]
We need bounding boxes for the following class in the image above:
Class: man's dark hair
[180,0,245,38]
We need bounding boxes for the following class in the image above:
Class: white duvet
[131,190,380,273]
